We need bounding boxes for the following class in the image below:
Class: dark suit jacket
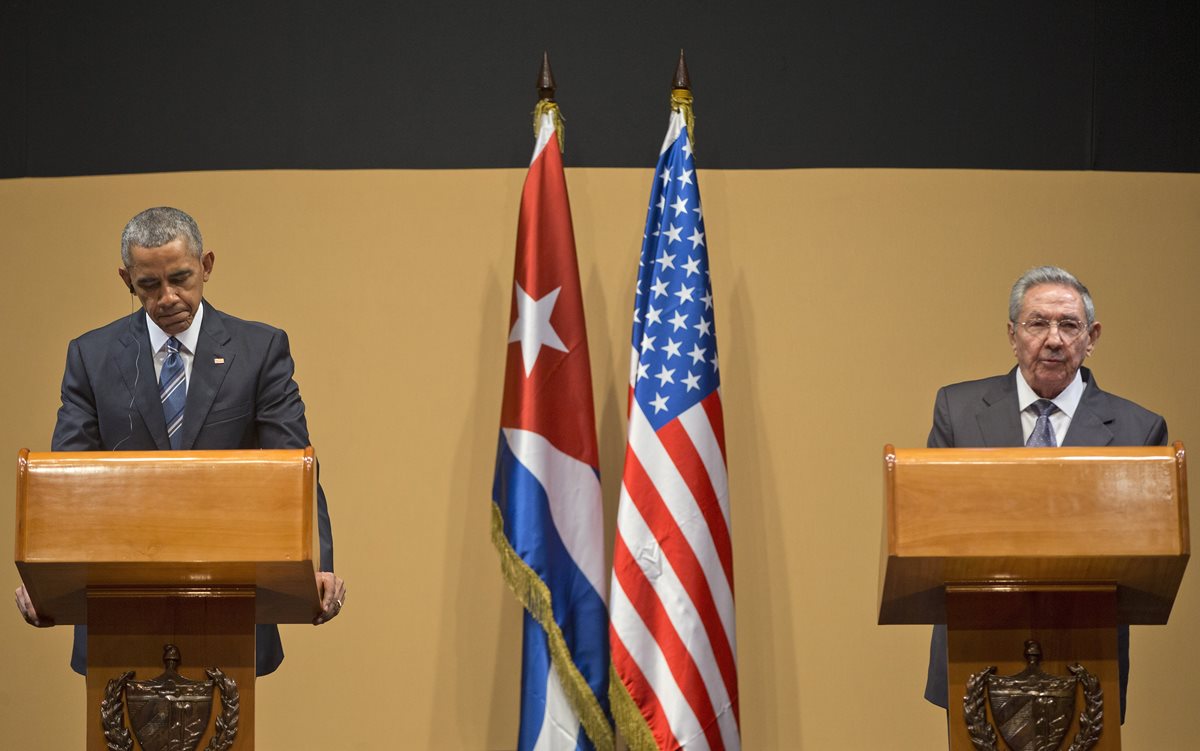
[923,366,1166,721]
[52,301,334,677]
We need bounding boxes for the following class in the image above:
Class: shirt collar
[1015,366,1085,418]
[145,302,205,355]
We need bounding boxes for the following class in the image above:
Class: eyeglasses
[1015,318,1089,341]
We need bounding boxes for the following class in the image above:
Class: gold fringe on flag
[532,99,566,152]
[610,665,661,751]
[670,88,695,146]
[491,502,614,751]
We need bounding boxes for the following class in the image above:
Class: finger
[314,604,337,625]
[313,573,338,624]
[314,577,348,625]
[15,586,31,620]
[15,586,49,627]
[320,575,337,611]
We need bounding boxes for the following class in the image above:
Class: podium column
[85,589,256,750]
[944,585,1120,751]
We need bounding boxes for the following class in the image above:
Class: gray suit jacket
[51,301,334,677]
[923,367,1166,720]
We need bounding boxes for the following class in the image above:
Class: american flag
[609,109,740,750]
[492,110,613,751]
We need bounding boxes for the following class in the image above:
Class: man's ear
[201,250,215,282]
[1085,321,1102,357]
[118,267,134,294]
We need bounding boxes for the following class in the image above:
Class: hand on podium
[313,571,346,625]
[13,585,53,628]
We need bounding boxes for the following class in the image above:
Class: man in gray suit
[923,265,1166,723]
[13,206,347,676]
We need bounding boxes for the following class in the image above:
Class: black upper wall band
[2,1,1197,178]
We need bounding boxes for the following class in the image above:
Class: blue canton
[631,123,719,431]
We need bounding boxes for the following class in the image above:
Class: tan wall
[1,167,1197,749]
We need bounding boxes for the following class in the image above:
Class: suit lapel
[114,312,172,449]
[1062,369,1115,446]
[179,303,235,450]
[976,369,1024,447]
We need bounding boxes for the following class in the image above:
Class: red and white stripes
[611,389,739,750]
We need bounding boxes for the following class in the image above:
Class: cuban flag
[609,109,740,750]
[492,109,613,751]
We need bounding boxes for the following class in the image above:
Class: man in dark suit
[13,206,347,677]
[924,265,1166,723]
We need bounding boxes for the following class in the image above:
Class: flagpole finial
[537,51,556,101]
[672,49,691,91]
[532,52,565,150]
[670,50,695,140]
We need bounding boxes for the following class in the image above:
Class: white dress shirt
[1015,367,1085,446]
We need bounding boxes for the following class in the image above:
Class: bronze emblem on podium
[963,640,1103,751]
[99,644,240,751]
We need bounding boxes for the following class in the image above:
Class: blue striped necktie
[160,336,186,450]
[1026,399,1058,447]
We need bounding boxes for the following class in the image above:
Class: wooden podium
[878,443,1190,750]
[14,448,322,751]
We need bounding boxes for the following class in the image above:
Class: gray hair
[120,207,204,267]
[1008,265,1095,325]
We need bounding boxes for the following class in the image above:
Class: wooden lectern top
[878,442,1190,626]
[14,447,321,624]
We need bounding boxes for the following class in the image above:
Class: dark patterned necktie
[160,336,186,450]
[1026,399,1057,447]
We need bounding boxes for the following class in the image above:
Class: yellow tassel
[610,666,661,751]
[491,503,614,751]
[670,88,695,148]
[532,99,566,152]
